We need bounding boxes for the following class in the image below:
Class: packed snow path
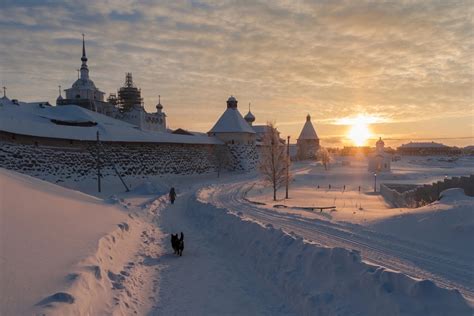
[149,189,296,315]
[202,180,474,303]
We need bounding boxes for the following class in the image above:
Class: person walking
[169,187,177,204]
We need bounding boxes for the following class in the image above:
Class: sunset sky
[0,0,473,147]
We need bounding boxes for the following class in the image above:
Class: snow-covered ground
[246,156,474,224]
[1,154,473,315]
[204,156,474,303]
[0,168,166,315]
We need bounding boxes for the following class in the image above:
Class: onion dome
[244,102,255,124]
[244,110,255,123]
[156,95,163,111]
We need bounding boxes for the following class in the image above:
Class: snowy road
[201,179,474,303]
[149,186,296,315]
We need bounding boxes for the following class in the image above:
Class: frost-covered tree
[317,147,331,170]
[259,123,289,201]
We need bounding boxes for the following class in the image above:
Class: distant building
[57,35,114,115]
[296,114,320,160]
[112,74,167,132]
[397,142,461,155]
[57,35,166,132]
[208,96,256,145]
[368,137,391,172]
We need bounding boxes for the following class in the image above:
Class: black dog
[170,232,184,256]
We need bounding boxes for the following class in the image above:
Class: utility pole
[97,131,101,193]
[374,173,377,193]
[286,136,290,199]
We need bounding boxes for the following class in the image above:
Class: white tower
[296,114,320,160]
[63,34,105,104]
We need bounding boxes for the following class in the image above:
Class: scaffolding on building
[117,73,143,112]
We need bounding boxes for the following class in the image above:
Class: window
[76,94,80,98]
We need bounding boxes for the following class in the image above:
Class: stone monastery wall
[0,132,258,183]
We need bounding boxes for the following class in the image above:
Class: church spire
[81,33,87,62]
[79,33,89,80]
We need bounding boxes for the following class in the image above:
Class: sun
[347,116,372,146]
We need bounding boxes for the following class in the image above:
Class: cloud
[0,0,472,146]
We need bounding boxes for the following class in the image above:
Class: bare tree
[317,147,331,170]
[259,123,289,201]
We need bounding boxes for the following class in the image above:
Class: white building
[58,36,167,132]
[208,96,256,144]
[296,114,320,160]
[57,35,114,115]
[368,137,391,172]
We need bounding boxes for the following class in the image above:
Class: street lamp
[374,173,377,193]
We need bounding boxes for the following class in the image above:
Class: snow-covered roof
[253,125,270,134]
[297,114,318,140]
[0,99,222,145]
[400,142,448,148]
[209,108,256,134]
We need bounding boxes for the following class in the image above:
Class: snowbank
[193,193,472,315]
[0,168,152,315]
[371,188,474,255]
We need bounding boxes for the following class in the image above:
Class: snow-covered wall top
[0,98,222,145]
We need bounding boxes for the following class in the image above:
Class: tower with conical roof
[296,114,320,160]
[209,96,256,144]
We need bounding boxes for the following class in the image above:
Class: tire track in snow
[202,181,474,303]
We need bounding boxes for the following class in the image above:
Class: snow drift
[0,168,160,315]
[371,188,474,256]
[194,191,472,315]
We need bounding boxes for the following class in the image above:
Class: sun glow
[348,121,371,146]
[338,114,377,146]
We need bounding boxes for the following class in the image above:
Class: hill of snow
[0,99,221,144]
[0,168,130,315]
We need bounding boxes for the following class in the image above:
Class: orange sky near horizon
[0,1,472,147]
